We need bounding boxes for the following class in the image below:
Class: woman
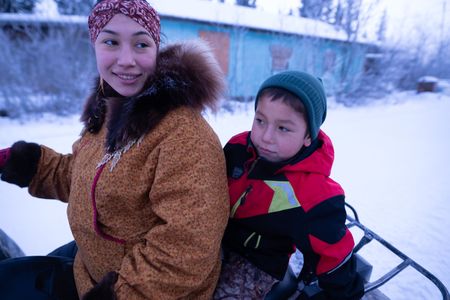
[0,0,229,299]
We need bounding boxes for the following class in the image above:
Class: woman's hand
[82,271,118,300]
[0,148,11,172]
[0,141,40,187]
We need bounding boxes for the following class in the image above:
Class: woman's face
[94,14,158,97]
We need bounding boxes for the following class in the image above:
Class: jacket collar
[245,130,333,177]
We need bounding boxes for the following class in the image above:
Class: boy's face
[251,95,311,163]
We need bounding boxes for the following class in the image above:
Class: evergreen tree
[335,0,362,40]
[54,0,96,15]
[299,0,322,19]
[376,9,387,42]
[235,0,256,8]
[298,0,364,40]
[334,0,344,27]
[320,0,334,22]
[299,0,337,23]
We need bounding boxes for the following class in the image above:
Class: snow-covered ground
[1,91,449,299]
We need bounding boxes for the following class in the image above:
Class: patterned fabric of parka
[27,41,230,300]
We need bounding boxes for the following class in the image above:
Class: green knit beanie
[255,71,327,140]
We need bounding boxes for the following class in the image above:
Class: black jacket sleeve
[304,196,365,300]
[317,254,364,300]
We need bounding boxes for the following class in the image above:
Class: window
[199,30,230,75]
[270,44,292,72]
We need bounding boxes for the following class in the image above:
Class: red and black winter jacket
[223,130,364,299]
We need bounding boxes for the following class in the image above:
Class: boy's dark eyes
[279,126,290,132]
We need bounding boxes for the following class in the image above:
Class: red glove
[0,148,11,171]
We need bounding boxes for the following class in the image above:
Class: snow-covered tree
[299,0,334,21]
[0,0,36,13]
[376,9,386,42]
[235,0,256,8]
[299,0,322,19]
[53,0,96,15]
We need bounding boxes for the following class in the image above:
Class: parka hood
[81,40,227,152]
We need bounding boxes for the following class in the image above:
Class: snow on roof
[365,53,383,58]
[0,0,352,42]
[151,0,348,41]
[0,12,86,25]
[418,76,439,83]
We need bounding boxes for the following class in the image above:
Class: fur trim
[81,39,226,152]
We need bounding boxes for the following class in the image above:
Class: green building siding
[0,13,370,103]
[161,16,370,100]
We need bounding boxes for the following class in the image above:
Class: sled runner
[266,203,450,300]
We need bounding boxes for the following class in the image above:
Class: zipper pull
[240,185,253,205]
[248,158,259,175]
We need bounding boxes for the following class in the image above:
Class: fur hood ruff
[81,40,226,152]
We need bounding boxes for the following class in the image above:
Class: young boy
[214,71,364,299]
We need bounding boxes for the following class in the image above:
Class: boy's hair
[257,87,310,133]
[255,71,327,141]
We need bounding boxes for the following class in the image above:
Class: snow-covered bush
[0,23,96,117]
[0,0,37,13]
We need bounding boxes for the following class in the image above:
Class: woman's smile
[114,72,142,83]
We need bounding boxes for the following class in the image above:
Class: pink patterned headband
[88,0,160,47]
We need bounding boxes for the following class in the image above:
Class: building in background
[154,1,375,100]
[0,0,376,114]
